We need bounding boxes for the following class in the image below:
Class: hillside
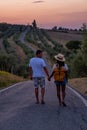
[0,24,87,98]
[0,24,86,77]
[8,36,26,63]
[46,30,83,47]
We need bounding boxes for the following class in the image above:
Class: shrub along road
[0,79,87,130]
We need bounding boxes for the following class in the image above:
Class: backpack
[53,66,66,81]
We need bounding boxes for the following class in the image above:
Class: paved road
[0,80,87,130]
[19,27,30,44]
[19,26,36,52]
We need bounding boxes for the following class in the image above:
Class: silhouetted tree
[52,26,57,31]
[0,22,9,32]
[32,20,37,28]
[81,23,87,32]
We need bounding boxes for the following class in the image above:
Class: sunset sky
[0,0,87,29]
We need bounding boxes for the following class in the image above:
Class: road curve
[0,80,87,130]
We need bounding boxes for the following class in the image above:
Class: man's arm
[43,67,49,78]
[29,66,33,80]
[48,71,54,81]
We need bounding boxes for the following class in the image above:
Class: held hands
[48,76,51,81]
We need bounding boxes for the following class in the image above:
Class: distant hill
[46,30,83,47]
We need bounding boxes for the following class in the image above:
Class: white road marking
[0,82,23,93]
[67,85,87,107]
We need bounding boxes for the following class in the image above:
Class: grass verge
[0,71,25,89]
[68,77,87,97]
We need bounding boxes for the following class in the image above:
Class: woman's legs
[62,85,66,101]
[56,85,61,105]
[62,85,66,106]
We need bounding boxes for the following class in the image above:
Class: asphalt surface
[0,80,87,130]
[19,26,36,53]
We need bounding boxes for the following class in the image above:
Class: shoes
[62,102,66,107]
[36,100,45,104]
[41,100,45,104]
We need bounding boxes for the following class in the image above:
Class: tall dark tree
[81,23,87,32]
[32,19,37,28]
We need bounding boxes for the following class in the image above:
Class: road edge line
[0,82,25,93]
[67,85,87,107]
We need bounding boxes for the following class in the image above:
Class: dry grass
[47,31,83,46]
[0,71,25,89]
[8,36,26,62]
[68,77,87,96]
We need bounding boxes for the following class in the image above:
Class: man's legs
[41,87,45,104]
[33,77,39,104]
[34,77,45,104]
[62,85,66,106]
[35,88,39,103]
[40,77,45,104]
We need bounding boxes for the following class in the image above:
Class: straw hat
[54,53,65,62]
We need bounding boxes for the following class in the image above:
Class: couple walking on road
[29,50,68,106]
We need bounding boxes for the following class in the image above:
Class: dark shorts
[54,79,67,86]
[33,77,45,88]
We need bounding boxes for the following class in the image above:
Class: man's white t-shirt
[29,57,46,77]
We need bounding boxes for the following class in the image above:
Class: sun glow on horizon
[0,0,87,29]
